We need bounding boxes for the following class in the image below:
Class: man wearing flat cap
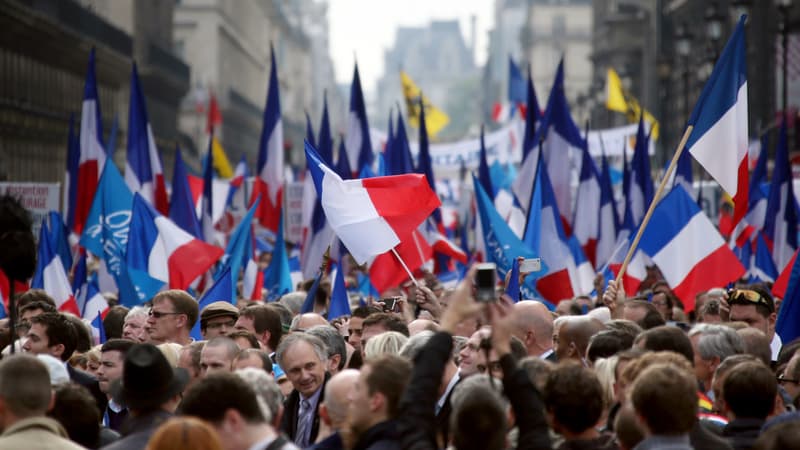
[200,301,240,340]
[100,344,189,450]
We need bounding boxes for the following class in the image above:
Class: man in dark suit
[276,333,330,447]
[23,312,107,413]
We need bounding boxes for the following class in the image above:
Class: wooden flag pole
[614,125,694,285]
[391,248,421,288]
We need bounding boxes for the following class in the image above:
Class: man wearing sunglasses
[145,290,199,346]
[727,287,781,361]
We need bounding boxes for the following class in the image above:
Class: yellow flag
[605,68,660,140]
[400,71,449,137]
[211,136,233,178]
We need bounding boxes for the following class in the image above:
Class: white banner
[0,182,61,237]
[370,121,654,173]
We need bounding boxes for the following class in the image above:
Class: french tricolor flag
[72,254,109,323]
[344,64,374,176]
[602,236,647,297]
[75,48,107,236]
[596,150,619,269]
[763,120,798,272]
[572,144,601,268]
[127,193,224,290]
[125,63,169,215]
[686,16,748,225]
[251,47,284,233]
[32,220,80,316]
[638,186,745,312]
[305,141,440,265]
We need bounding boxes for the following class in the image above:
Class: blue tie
[295,399,312,447]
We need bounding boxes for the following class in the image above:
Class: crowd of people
[1,264,800,450]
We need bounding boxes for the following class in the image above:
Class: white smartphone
[520,258,542,273]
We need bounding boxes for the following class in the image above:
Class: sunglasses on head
[727,289,774,312]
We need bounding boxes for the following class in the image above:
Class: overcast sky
[328,0,495,95]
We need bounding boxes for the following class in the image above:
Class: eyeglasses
[148,310,183,319]
[206,320,236,330]
[777,375,799,385]
[727,289,774,312]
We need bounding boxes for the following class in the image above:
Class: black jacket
[692,420,734,450]
[353,420,401,450]
[68,364,108,414]
[100,410,172,450]
[397,331,551,450]
[722,418,764,450]
[280,373,331,444]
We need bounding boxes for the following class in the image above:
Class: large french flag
[32,220,80,315]
[638,186,745,311]
[763,121,798,272]
[596,150,620,269]
[305,141,440,265]
[251,47,284,233]
[369,228,433,294]
[127,193,224,290]
[344,64,374,176]
[686,16,748,226]
[528,156,592,303]
[573,144,602,268]
[731,134,770,247]
[512,70,544,214]
[125,63,168,215]
[531,59,584,232]
[75,48,107,236]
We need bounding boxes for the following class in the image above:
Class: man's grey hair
[399,330,435,361]
[235,367,283,423]
[279,292,307,315]
[306,325,347,371]
[276,333,328,367]
[689,324,745,361]
[124,306,149,323]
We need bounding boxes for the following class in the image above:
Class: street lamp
[675,23,693,124]
[776,0,793,117]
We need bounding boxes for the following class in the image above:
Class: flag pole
[391,248,421,288]
[614,125,694,284]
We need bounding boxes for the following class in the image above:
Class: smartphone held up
[475,263,497,302]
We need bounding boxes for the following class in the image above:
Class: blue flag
[65,114,80,231]
[47,211,73,274]
[335,137,353,180]
[263,212,292,301]
[169,148,203,238]
[218,197,260,300]
[305,110,317,149]
[478,126,495,198]
[505,257,521,302]
[191,266,233,340]
[301,271,322,314]
[327,263,351,320]
[92,314,107,345]
[318,92,334,166]
[473,175,547,304]
[776,249,800,343]
[345,64,374,174]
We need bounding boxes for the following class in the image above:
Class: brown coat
[0,416,85,450]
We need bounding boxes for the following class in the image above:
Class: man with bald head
[555,316,605,362]
[408,319,439,336]
[291,313,330,332]
[309,369,360,449]
[511,300,557,361]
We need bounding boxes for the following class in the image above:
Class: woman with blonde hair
[363,331,408,359]
[146,417,223,450]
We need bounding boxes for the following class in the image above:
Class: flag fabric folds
[327,263,351,321]
[64,114,80,232]
[686,16,749,225]
[32,220,79,315]
[763,121,798,272]
[776,248,800,344]
[251,47,284,233]
[125,63,168,215]
[305,141,440,265]
[628,116,654,227]
[573,144,602,268]
[75,48,107,235]
[169,148,203,239]
[606,67,660,140]
[263,212,293,301]
[400,71,449,137]
[637,186,745,312]
[345,64,374,175]
[127,193,223,290]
